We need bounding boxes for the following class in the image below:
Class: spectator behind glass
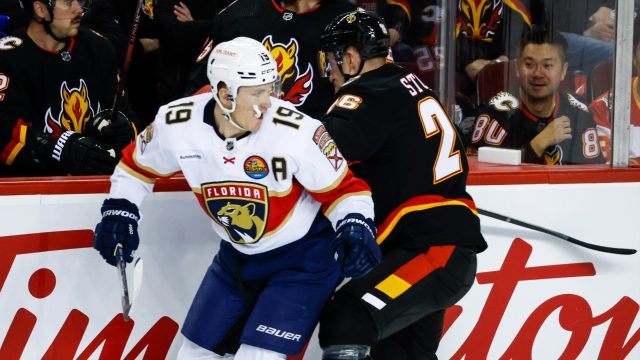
[589,20,640,166]
[0,0,138,176]
[318,11,486,360]
[154,0,232,105]
[545,0,616,75]
[184,0,356,119]
[467,25,605,165]
[93,37,378,360]
[456,0,539,84]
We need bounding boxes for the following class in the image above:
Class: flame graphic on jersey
[45,80,98,137]
[263,35,313,105]
[457,0,531,41]
[457,0,503,41]
[543,145,563,165]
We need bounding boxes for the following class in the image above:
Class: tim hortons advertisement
[0,183,638,359]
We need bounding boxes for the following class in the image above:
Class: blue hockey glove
[333,214,381,278]
[93,198,140,266]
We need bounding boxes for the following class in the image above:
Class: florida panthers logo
[202,182,269,244]
[45,79,98,137]
[457,0,505,42]
[263,35,313,105]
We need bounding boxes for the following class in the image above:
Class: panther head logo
[216,202,265,243]
[202,182,269,244]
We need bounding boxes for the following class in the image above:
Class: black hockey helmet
[318,10,390,77]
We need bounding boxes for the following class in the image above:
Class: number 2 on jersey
[418,97,463,184]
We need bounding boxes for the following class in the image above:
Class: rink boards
[0,161,639,359]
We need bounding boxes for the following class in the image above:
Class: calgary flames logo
[543,145,563,165]
[45,80,98,137]
[457,0,504,42]
[263,35,313,106]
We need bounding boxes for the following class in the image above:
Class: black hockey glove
[51,131,118,175]
[333,214,381,278]
[85,109,136,150]
[93,198,140,266]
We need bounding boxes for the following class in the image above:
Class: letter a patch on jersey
[202,182,269,244]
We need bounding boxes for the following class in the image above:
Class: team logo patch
[263,36,313,105]
[139,123,154,154]
[489,91,519,112]
[313,125,344,170]
[0,36,23,50]
[544,145,563,165]
[244,156,269,179]
[45,79,96,137]
[202,182,269,244]
[458,0,504,41]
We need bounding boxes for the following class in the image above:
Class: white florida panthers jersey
[109,93,374,255]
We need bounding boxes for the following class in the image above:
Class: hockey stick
[110,0,145,115]
[114,245,144,321]
[129,257,144,317]
[114,244,131,320]
[477,208,637,255]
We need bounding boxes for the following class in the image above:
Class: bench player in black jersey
[0,0,137,176]
[317,10,487,360]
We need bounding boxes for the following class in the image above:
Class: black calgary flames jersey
[456,0,532,69]
[0,28,118,175]
[322,64,486,251]
[469,90,605,165]
[187,0,354,119]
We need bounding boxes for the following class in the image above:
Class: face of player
[517,43,568,101]
[231,83,274,132]
[48,0,84,39]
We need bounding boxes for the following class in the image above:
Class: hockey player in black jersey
[0,0,137,176]
[317,11,487,360]
[468,25,605,165]
[184,0,355,119]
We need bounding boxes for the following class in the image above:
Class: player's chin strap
[337,57,365,83]
[219,101,252,133]
[35,4,68,43]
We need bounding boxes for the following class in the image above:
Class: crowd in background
[0,0,639,176]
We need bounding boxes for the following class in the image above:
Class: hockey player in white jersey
[92,37,381,360]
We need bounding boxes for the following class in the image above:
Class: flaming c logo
[263,35,313,106]
[457,0,531,42]
[45,79,98,137]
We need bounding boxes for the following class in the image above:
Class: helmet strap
[337,50,365,82]
[36,3,66,43]
[215,93,251,133]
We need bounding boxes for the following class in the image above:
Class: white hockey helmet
[207,37,280,115]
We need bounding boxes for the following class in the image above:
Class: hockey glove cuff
[333,214,381,278]
[51,131,119,175]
